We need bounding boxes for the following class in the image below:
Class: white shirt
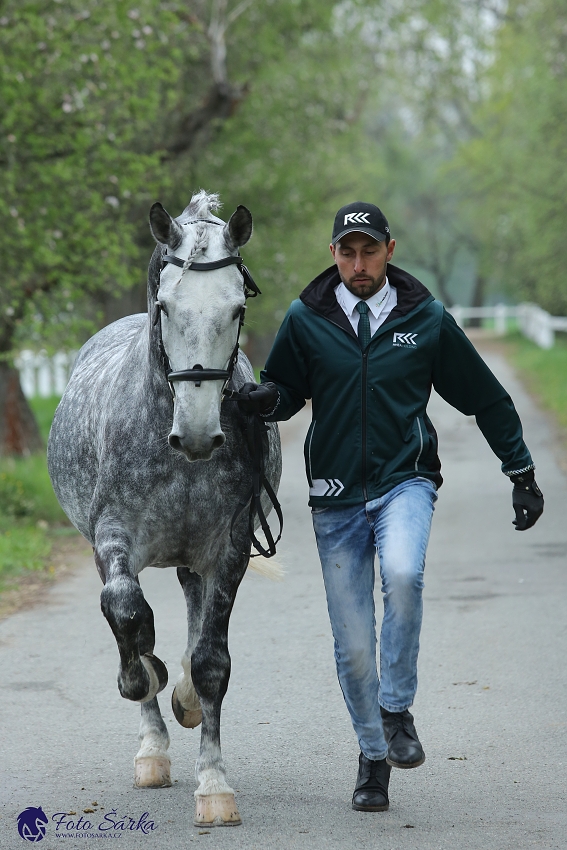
[334,278,397,337]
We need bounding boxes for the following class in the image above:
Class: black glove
[237,381,279,415]
[510,470,544,530]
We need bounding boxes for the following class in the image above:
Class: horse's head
[149,191,252,462]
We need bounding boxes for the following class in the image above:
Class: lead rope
[223,399,284,559]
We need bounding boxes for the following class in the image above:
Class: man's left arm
[432,309,544,530]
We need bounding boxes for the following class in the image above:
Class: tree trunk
[0,362,44,456]
[469,272,487,329]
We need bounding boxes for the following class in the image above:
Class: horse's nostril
[212,434,225,450]
[168,434,183,452]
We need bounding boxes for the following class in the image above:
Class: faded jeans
[311,478,437,760]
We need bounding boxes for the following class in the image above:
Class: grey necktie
[356,301,371,349]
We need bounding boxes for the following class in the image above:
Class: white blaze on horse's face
[150,202,253,462]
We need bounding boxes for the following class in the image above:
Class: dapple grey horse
[47,191,281,827]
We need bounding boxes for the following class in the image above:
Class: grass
[0,395,74,592]
[501,332,567,431]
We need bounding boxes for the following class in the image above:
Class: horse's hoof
[194,794,241,827]
[134,756,172,788]
[171,686,202,728]
[137,654,168,704]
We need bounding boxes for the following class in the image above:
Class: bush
[0,395,72,586]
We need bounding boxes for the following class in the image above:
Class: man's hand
[238,381,279,415]
[510,470,544,530]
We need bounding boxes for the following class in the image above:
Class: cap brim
[332,226,387,245]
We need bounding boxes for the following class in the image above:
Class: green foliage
[0,454,69,529]
[456,0,567,313]
[503,332,567,431]
[29,395,62,443]
[0,528,52,583]
[0,471,35,519]
[0,398,70,583]
[0,0,210,353]
[0,0,377,353]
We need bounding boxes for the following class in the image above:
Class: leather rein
[153,242,283,559]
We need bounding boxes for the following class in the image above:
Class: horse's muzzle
[168,431,226,461]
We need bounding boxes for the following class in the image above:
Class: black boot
[352,753,391,812]
[380,707,425,769]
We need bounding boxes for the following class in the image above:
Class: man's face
[330,231,396,299]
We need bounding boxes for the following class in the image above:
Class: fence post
[494,303,507,335]
[452,305,464,328]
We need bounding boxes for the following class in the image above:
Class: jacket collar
[299,263,433,338]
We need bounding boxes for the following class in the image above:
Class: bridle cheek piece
[154,250,282,559]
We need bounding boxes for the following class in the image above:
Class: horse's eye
[232,307,242,321]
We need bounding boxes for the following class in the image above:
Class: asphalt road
[1,349,566,850]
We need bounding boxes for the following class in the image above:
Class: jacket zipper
[307,420,316,486]
[362,350,368,500]
[414,417,424,471]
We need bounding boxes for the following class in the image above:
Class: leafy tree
[456,0,567,314]
[0,0,359,452]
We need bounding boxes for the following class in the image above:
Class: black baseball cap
[331,201,390,245]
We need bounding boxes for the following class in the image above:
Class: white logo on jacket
[310,479,345,497]
[393,332,418,346]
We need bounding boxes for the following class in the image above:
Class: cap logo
[344,212,370,225]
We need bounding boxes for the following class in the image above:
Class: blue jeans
[311,478,437,760]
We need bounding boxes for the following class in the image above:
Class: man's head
[330,202,395,299]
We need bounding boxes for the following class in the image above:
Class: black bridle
[153,245,283,559]
[154,252,260,392]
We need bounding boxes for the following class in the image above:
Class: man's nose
[353,254,365,272]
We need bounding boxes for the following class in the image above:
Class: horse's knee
[191,642,231,704]
[100,575,147,638]
[100,577,166,702]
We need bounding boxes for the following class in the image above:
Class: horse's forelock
[180,190,222,222]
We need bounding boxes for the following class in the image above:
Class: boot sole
[386,755,425,769]
[352,801,389,812]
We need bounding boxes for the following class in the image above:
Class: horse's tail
[246,555,285,582]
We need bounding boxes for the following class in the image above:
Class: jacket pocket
[304,420,316,486]
[413,417,430,472]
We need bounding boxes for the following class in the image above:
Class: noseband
[154,251,261,393]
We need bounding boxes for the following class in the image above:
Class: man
[238,202,544,812]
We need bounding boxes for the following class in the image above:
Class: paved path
[1,350,566,850]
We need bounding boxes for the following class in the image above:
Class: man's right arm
[259,306,311,422]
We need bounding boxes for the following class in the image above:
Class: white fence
[15,350,77,399]
[450,303,567,350]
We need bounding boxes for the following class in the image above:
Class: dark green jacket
[261,263,533,507]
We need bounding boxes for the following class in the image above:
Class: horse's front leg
[95,534,170,787]
[191,547,249,827]
[171,567,204,729]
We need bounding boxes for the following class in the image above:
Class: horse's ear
[224,205,253,249]
[149,202,183,248]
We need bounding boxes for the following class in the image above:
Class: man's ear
[330,243,337,261]
[386,238,396,262]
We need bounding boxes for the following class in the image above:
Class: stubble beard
[341,267,387,300]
